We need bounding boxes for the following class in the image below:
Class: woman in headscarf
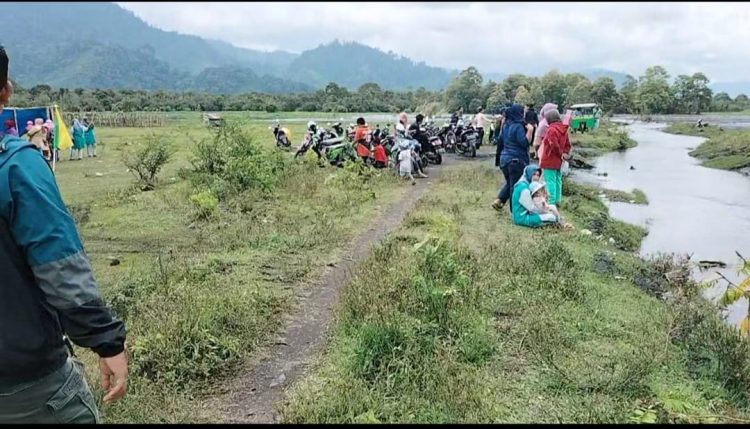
[511,164,558,228]
[492,103,534,212]
[539,108,571,205]
[3,119,18,137]
[83,118,97,157]
[71,118,86,160]
[27,118,46,151]
[533,102,558,163]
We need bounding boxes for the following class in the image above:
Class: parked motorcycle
[454,120,478,158]
[270,120,292,150]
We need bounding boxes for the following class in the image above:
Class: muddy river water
[574,119,750,325]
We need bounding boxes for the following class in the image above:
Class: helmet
[307,120,316,129]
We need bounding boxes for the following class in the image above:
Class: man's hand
[525,124,534,132]
[99,351,128,404]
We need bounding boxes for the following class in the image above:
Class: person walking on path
[0,45,128,424]
[472,107,488,148]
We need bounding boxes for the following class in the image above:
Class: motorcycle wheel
[446,132,456,152]
[435,153,443,165]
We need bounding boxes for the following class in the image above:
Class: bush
[189,122,287,200]
[122,134,174,191]
[189,190,220,220]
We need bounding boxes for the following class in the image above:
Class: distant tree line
[9,65,748,115]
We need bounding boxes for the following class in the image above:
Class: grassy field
[280,163,750,423]
[664,123,750,171]
[571,119,637,157]
[54,113,409,422]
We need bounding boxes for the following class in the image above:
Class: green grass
[601,188,649,205]
[663,123,750,171]
[571,119,637,157]
[280,163,750,423]
[52,114,407,422]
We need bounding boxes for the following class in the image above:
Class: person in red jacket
[539,108,571,205]
[353,117,372,163]
[373,138,388,169]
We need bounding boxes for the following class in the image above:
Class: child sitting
[529,181,562,223]
[373,138,388,169]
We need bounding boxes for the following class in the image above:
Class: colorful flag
[52,105,73,150]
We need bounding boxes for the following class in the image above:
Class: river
[573,120,750,326]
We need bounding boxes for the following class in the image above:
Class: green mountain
[284,40,456,91]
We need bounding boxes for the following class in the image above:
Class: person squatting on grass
[0,45,129,424]
[538,108,571,206]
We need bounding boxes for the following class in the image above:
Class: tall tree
[591,77,619,112]
[540,70,567,107]
[444,66,484,112]
[501,74,531,102]
[514,85,532,106]
[636,66,674,114]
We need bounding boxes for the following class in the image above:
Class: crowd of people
[490,102,573,229]
[1,115,98,164]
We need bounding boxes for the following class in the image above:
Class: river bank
[280,161,750,423]
[663,123,750,174]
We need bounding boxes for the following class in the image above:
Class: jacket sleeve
[562,131,572,154]
[518,188,541,213]
[514,125,529,149]
[7,149,126,357]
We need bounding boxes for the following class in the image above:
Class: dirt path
[209,158,457,423]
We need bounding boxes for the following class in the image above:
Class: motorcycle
[454,120,478,158]
[270,120,292,150]
[408,122,443,165]
[438,122,457,153]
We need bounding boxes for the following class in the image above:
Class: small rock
[269,373,286,388]
[95,172,104,177]
[581,229,592,236]
[629,166,636,170]
[107,257,121,266]
[274,338,288,346]
[327,262,336,267]
[608,237,616,244]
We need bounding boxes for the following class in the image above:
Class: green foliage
[188,121,287,199]
[189,190,220,220]
[121,134,174,191]
[444,67,484,112]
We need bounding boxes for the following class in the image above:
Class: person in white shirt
[473,107,488,148]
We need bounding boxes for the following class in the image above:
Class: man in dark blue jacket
[0,46,128,423]
[492,104,534,213]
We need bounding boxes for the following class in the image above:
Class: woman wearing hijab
[71,118,86,160]
[511,164,558,228]
[492,103,534,212]
[83,118,97,157]
[533,102,558,163]
[3,119,18,137]
[539,108,571,205]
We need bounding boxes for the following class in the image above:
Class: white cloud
[118,1,748,82]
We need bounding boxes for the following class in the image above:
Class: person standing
[538,108,571,206]
[0,45,128,424]
[83,118,97,158]
[26,118,46,151]
[472,107,488,148]
[533,102,558,164]
[70,118,86,160]
[492,104,534,212]
[450,106,463,126]
[524,103,539,155]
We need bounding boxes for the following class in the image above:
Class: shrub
[189,190,220,220]
[189,122,287,199]
[122,134,174,191]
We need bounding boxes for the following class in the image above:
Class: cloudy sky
[118,2,748,83]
